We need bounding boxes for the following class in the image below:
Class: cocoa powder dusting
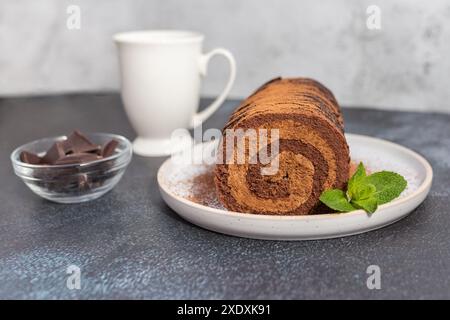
[187,170,225,209]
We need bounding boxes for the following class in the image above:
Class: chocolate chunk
[20,151,42,164]
[54,153,102,165]
[63,130,100,154]
[101,139,119,158]
[15,130,126,198]
[41,141,66,164]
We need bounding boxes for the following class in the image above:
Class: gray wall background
[1,0,450,112]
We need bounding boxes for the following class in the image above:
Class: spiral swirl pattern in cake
[215,77,350,215]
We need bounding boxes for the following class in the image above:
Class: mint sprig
[319,189,357,212]
[319,162,407,214]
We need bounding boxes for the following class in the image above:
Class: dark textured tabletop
[0,94,449,299]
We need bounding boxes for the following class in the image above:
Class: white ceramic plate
[157,134,433,240]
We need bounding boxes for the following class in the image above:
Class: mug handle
[190,48,236,128]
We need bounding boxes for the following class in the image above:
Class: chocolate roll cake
[214,77,350,215]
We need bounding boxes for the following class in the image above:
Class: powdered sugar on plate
[163,163,226,209]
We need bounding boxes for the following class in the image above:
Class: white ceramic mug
[114,30,236,156]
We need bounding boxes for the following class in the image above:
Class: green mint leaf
[367,171,407,205]
[350,162,367,182]
[347,162,367,200]
[319,163,407,215]
[320,189,356,212]
[349,182,377,201]
[352,196,378,214]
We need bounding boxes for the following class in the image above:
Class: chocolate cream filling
[246,139,329,213]
[246,139,328,198]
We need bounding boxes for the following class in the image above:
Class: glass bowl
[11,133,132,204]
